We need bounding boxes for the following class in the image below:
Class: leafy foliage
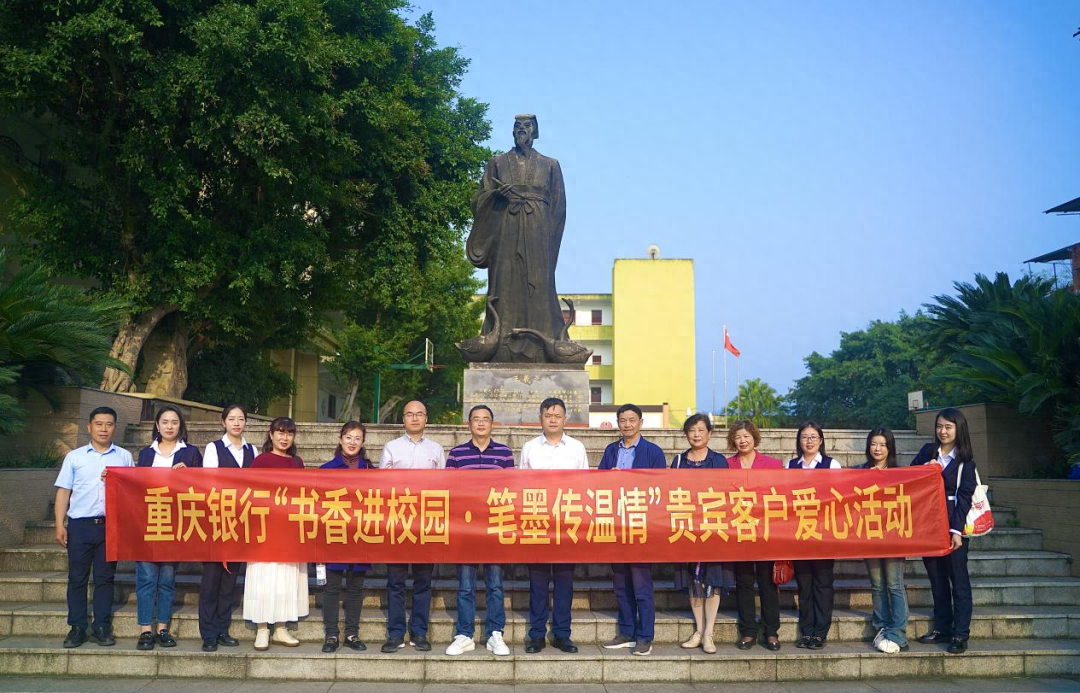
[786,312,979,430]
[0,251,126,434]
[725,377,785,429]
[185,346,293,415]
[924,273,1080,467]
[0,0,491,400]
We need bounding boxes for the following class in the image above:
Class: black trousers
[386,564,433,640]
[66,518,115,631]
[794,559,835,639]
[199,561,239,640]
[322,568,365,637]
[923,539,972,639]
[733,560,780,639]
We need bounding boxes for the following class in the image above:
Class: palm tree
[0,251,127,434]
[725,377,785,429]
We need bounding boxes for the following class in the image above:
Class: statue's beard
[514,132,532,148]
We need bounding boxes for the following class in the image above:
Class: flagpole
[722,325,728,421]
[736,354,742,418]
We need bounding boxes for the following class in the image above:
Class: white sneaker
[272,627,300,647]
[486,631,510,656]
[877,638,901,654]
[254,628,270,651]
[872,628,885,648]
[445,634,475,656]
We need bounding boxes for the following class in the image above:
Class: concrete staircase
[1,502,1079,683]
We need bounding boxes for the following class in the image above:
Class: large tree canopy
[0,0,490,399]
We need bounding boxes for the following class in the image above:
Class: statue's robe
[467,147,567,362]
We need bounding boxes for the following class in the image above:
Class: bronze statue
[460,114,591,364]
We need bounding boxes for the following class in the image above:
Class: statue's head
[513,114,538,147]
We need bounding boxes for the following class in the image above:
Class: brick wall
[991,478,1080,577]
[0,470,57,547]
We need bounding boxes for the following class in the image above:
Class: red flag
[724,328,741,357]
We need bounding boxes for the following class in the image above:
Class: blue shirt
[54,443,134,519]
[615,438,638,470]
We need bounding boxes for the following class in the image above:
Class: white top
[519,434,590,470]
[150,440,187,468]
[202,435,253,469]
[798,453,842,469]
[380,434,446,469]
[935,447,956,469]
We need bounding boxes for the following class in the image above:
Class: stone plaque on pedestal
[463,363,590,426]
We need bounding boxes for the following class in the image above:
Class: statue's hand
[496,182,514,198]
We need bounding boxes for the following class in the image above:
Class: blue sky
[410,1,1080,412]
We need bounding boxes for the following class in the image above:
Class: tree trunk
[378,395,403,425]
[143,315,190,399]
[99,305,177,393]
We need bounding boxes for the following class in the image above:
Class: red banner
[106,467,952,563]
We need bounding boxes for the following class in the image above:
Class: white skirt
[243,562,310,623]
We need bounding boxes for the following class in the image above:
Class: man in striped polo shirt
[444,405,514,657]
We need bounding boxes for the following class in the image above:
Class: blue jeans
[865,557,908,646]
[136,561,178,627]
[456,564,505,638]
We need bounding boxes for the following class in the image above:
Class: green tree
[0,1,490,399]
[184,346,293,415]
[925,273,1080,467]
[0,251,126,434]
[725,377,785,429]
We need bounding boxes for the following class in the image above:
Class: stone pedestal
[463,363,590,425]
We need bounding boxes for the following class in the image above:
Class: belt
[70,517,106,525]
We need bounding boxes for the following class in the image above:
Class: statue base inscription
[463,363,590,426]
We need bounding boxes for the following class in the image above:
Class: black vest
[213,439,255,468]
[787,455,836,470]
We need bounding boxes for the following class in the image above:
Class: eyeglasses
[799,435,821,443]
[470,417,492,424]
[403,412,426,419]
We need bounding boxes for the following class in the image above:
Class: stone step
[3,544,1067,579]
[2,573,1079,611]
[2,603,1077,645]
[0,635,1078,682]
[2,677,1080,693]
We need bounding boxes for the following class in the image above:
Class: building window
[562,309,572,325]
[591,309,603,325]
[327,394,337,420]
[590,387,602,405]
[591,354,601,365]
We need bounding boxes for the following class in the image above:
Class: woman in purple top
[728,419,784,651]
[318,421,371,653]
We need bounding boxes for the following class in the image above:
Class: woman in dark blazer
[134,405,201,650]
[911,407,978,654]
[318,421,371,653]
[671,413,729,654]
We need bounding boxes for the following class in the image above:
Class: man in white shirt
[379,400,445,653]
[519,397,589,654]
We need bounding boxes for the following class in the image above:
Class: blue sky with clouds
[410,0,1080,412]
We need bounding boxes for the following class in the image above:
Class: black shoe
[552,637,578,653]
[735,636,754,651]
[201,638,218,652]
[947,637,968,654]
[216,633,240,647]
[918,629,951,644]
[136,631,155,651]
[898,643,910,652]
[809,636,825,650]
[411,635,432,652]
[156,628,176,648]
[89,626,116,647]
[322,635,339,653]
[763,637,781,652]
[63,626,87,649]
[796,635,811,649]
[524,637,545,654]
[381,637,405,653]
[344,635,366,651]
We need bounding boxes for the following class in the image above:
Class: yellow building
[563,256,696,428]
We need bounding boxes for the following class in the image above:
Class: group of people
[54,398,977,658]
